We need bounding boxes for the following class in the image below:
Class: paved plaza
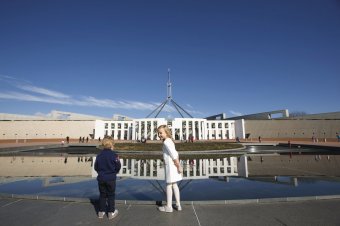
[1,197,340,226]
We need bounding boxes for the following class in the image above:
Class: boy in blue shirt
[94,137,121,219]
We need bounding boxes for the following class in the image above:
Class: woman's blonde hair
[102,136,114,150]
[157,125,172,139]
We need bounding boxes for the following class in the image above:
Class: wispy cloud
[229,110,243,116]
[0,75,199,115]
[17,84,70,99]
[184,103,206,116]
[81,96,158,110]
[0,92,72,105]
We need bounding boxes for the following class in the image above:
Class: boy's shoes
[98,211,105,219]
[108,210,119,219]
[158,206,173,213]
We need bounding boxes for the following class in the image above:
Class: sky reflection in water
[1,176,340,201]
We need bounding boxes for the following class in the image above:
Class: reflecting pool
[1,176,340,201]
[1,144,340,201]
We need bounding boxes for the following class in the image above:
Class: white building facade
[95,118,243,141]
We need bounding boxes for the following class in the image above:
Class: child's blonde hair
[102,136,114,149]
[157,125,172,139]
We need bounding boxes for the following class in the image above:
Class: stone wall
[0,120,95,140]
[244,119,340,139]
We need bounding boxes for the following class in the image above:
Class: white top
[162,138,182,183]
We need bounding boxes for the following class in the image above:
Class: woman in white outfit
[157,125,182,213]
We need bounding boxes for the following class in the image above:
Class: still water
[1,145,340,201]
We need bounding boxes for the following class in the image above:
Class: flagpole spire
[167,68,172,100]
[146,69,193,118]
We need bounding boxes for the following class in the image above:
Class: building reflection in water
[92,157,241,180]
[94,156,243,195]
[4,155,340,201]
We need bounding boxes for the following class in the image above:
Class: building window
[218,123,222,128]
[111,123,115,129]
[118,123,121,129]
[124,123,128,129]
[105,123,108,129]
[167,121,172,127]
[225,123,228,128]
[212,123,215,129]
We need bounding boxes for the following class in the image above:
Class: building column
[128,123,131,140]
[132,122,136,140]
[184,160,189,177]
[130,159,135,176]
[193,160,197,177]
[150,159,154,176]
[144,121,147,140]
[198,121,202,140]
[179,122,183,141]
[138,121,141,141]
[231,157,236,174]
[137,160,141,177]
[186,120,189,140]
[150,121,154,140]
[171,124,175,140]
[143,161,147,177]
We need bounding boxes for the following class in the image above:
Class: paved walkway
[1,197,340,226]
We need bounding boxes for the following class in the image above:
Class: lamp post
[15,133,18,143]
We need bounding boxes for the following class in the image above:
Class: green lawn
[114,142,242,152]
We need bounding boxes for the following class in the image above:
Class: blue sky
[0,0,339,119]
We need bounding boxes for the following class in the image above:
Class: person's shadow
[89,198,100,214]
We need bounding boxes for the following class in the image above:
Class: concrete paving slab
[0,199,65,226]
[193,200,340,226]
[116,204,199,226]
[0,198,17,207]
[34,201,102,226]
